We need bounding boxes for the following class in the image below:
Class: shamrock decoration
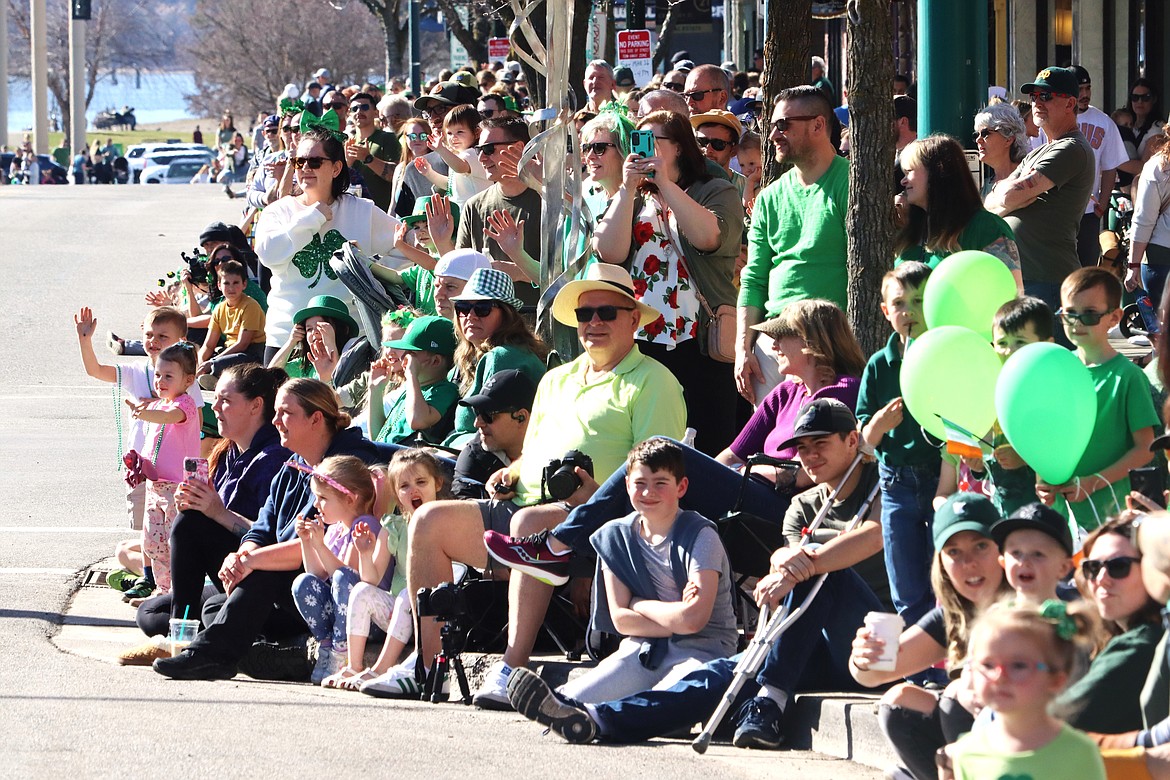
[292,229,344,288]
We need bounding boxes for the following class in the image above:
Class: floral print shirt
[630,195,700,348]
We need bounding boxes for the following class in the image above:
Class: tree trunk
[845,0,896,356]
[434,0,488,65]
[760,0,810,187]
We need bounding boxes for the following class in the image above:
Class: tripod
[424,616,472,704]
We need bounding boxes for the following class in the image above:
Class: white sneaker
[472,661,514,711]
[359,659,424,699]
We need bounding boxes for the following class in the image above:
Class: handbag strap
[654,194,718,319]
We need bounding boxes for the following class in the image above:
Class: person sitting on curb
[505,399,890,749]
[379,264,686,705]
[450,369,536,499]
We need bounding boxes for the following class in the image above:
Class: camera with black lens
[180,247,210,286]
[541,449,595,502]
[416,581,470,621]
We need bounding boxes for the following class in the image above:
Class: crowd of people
[68,53,1170,779]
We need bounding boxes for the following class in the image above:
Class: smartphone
[630,129,655,159]
[1129,466,1166,508]
[183,457,210,485]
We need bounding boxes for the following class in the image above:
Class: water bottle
[1136,290,1161,336]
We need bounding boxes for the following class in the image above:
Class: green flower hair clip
[1039,599,1077,641]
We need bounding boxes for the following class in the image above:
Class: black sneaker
[732,696,785,749]
[484,529,572,586]
[506,668,596,743]
[152,649,238,681]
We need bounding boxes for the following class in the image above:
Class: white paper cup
[168,618,200,657]
[863,612,904,672]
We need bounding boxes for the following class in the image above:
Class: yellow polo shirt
[512,345,686,506]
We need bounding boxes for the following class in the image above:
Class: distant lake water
[7,70,198,133]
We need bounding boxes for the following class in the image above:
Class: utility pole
[30,0,50,154]
[918,0,987,139]
[70,9,88,157]
[410,0,421,94]
[628,0,644,31]
[0,0,9,149]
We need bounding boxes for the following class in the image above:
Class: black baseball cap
[1072,65,1091,86]
[991,502,1074,556]
[459,369,537,415]
[774,399,857,451]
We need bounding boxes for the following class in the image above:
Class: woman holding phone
[593,110,744,455]
[119,364,291,665]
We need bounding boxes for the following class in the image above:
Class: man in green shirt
[344,91,400,212]
[737,85,849,404]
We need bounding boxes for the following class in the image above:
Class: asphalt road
[0,183,881,779]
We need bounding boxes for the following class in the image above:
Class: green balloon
[995,342,1097,485]
[901,326,1002,442]
[923,250,1018,340]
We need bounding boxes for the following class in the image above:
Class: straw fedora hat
[551,263,660,328]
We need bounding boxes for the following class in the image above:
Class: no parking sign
[616,29,653,88]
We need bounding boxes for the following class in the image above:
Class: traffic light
[72,0,91,20]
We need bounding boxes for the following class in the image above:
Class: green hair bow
[596,102,635,158]
[300,109,347,142]
[1039,599,1077,640]
[279,97,305,117]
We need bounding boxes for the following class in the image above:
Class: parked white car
[126,143,214,182]
[140,150,214,184]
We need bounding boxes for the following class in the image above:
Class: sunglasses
[475,141,513,157]
[770,115,819,133]
[325,102,348,110]
[1056,308,1108,326]
[574,305,636,323]
[475,408,516,424]
[1132,92,1154,102]
[454,300,498,318]
[480,109,497,118]
[350,104,372,112]
[697,137,733,151]
[1081,555,1141,581]
[406,132,429,141]
[281,125,296,133]
[683,88,723,102]
[974,128,1002,141]
[1030,91,1068,103]
[971,659,1052,683]
[582,141,616,155]
[663,81,685,93]
[290,156,329,170]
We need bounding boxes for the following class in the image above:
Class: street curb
[58,561,896,770]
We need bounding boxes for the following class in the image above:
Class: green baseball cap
[1021,66,1079,98]
[933,492,1001,549]
[383,315,456,357]
[401,195,459,228]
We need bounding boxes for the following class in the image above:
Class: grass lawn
[39,117,217,156]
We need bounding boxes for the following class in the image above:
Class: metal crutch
[692,453,879,754]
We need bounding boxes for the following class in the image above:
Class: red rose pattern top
[630,195,700,349]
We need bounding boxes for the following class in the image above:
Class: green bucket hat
[293,294,359,344]
[384,315,456,357]
[401,195,460,229]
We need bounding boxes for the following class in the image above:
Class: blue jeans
[291,566,360,647]
[1022,279,1073,349]
[878,461,939,629]
[1142,264,1170,311]
[552,442,790,553]
[590,569,882,742]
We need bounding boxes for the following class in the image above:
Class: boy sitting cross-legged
[554,437,737,704]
